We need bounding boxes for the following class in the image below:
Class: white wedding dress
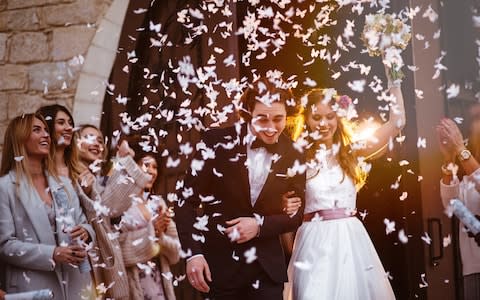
[286,156,396,300]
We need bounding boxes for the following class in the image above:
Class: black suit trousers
[205,261,284,300]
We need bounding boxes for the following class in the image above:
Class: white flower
[365,14,375,26]
[383,47,404,70]
[193,215,209,231]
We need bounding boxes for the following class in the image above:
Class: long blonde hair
[0,113,57,185]
[289,89,367,189]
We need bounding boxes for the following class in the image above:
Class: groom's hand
[186,256,211,293]
[225,217,260,243]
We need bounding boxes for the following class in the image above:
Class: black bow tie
[251,139,278,153]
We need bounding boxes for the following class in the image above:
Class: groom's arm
[174,134,216,258]
[258,161,306,238]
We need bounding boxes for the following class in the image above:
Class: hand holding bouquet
[362,13,412,85]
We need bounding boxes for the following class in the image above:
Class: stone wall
[0,0,112,149]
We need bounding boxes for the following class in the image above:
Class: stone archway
[72,0,129,126]
[0,0,114,150]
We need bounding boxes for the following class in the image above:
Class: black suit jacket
[175,123,306,288]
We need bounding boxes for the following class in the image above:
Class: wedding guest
[77,124,107,174]
[74,125,152,299]
[77,125,147,217]
[284,66,405,299]
[437,105,480,300]
[35,107,127,298]
[0,113,95,299]
[119,148,180,299]
[36,105,84,181]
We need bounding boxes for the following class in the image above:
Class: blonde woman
[0,113,95,299]
[74,125,152,299]
[284,71,405,299]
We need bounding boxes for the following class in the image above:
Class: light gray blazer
[0,171,95,299]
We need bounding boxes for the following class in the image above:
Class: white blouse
[440,168,480,276]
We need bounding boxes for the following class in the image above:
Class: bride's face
[306,101,338,147]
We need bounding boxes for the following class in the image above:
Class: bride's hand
[282,191,301,216]
[382,53,401,89]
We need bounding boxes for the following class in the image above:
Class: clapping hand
[117,140,135,158]
[437,118,465,155]
[436,123,456,163]
[154,208,171,236]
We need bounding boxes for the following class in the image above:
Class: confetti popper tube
[450,199,480,235]
[5,289,54,300]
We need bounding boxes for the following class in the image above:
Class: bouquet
[361,13,412,83]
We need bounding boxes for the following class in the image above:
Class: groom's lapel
[254,157,282,208]
[238,124,252,206]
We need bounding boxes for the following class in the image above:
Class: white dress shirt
[246,126,273,206]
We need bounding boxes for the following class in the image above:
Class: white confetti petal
[384,218,396,235]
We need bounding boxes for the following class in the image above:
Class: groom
[175,76,306,300]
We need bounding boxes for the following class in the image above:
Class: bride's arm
[356,83,406,159]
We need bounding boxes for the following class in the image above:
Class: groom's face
[250,101,286,144]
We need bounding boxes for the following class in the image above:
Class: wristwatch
[458,149,472,161]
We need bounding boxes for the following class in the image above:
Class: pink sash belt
[303,208,356,222]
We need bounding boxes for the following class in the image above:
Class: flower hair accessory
[332,94,358,121]
[337,95,352,110]
[300,89,358,121]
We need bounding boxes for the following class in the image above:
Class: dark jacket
[175,123,306,288]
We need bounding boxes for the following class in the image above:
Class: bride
[284,66,405,299]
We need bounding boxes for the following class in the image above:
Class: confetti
[421,232,432,245]
[446,83,460,99]
[384,218,396,235]
[398,229,408,244]
[244,247,257,264]
[419,273,429,288]
[422,5,438,23]
[293,260,313,271]
[417,137,426,148]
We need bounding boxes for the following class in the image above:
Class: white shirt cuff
[186,254,204,262]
